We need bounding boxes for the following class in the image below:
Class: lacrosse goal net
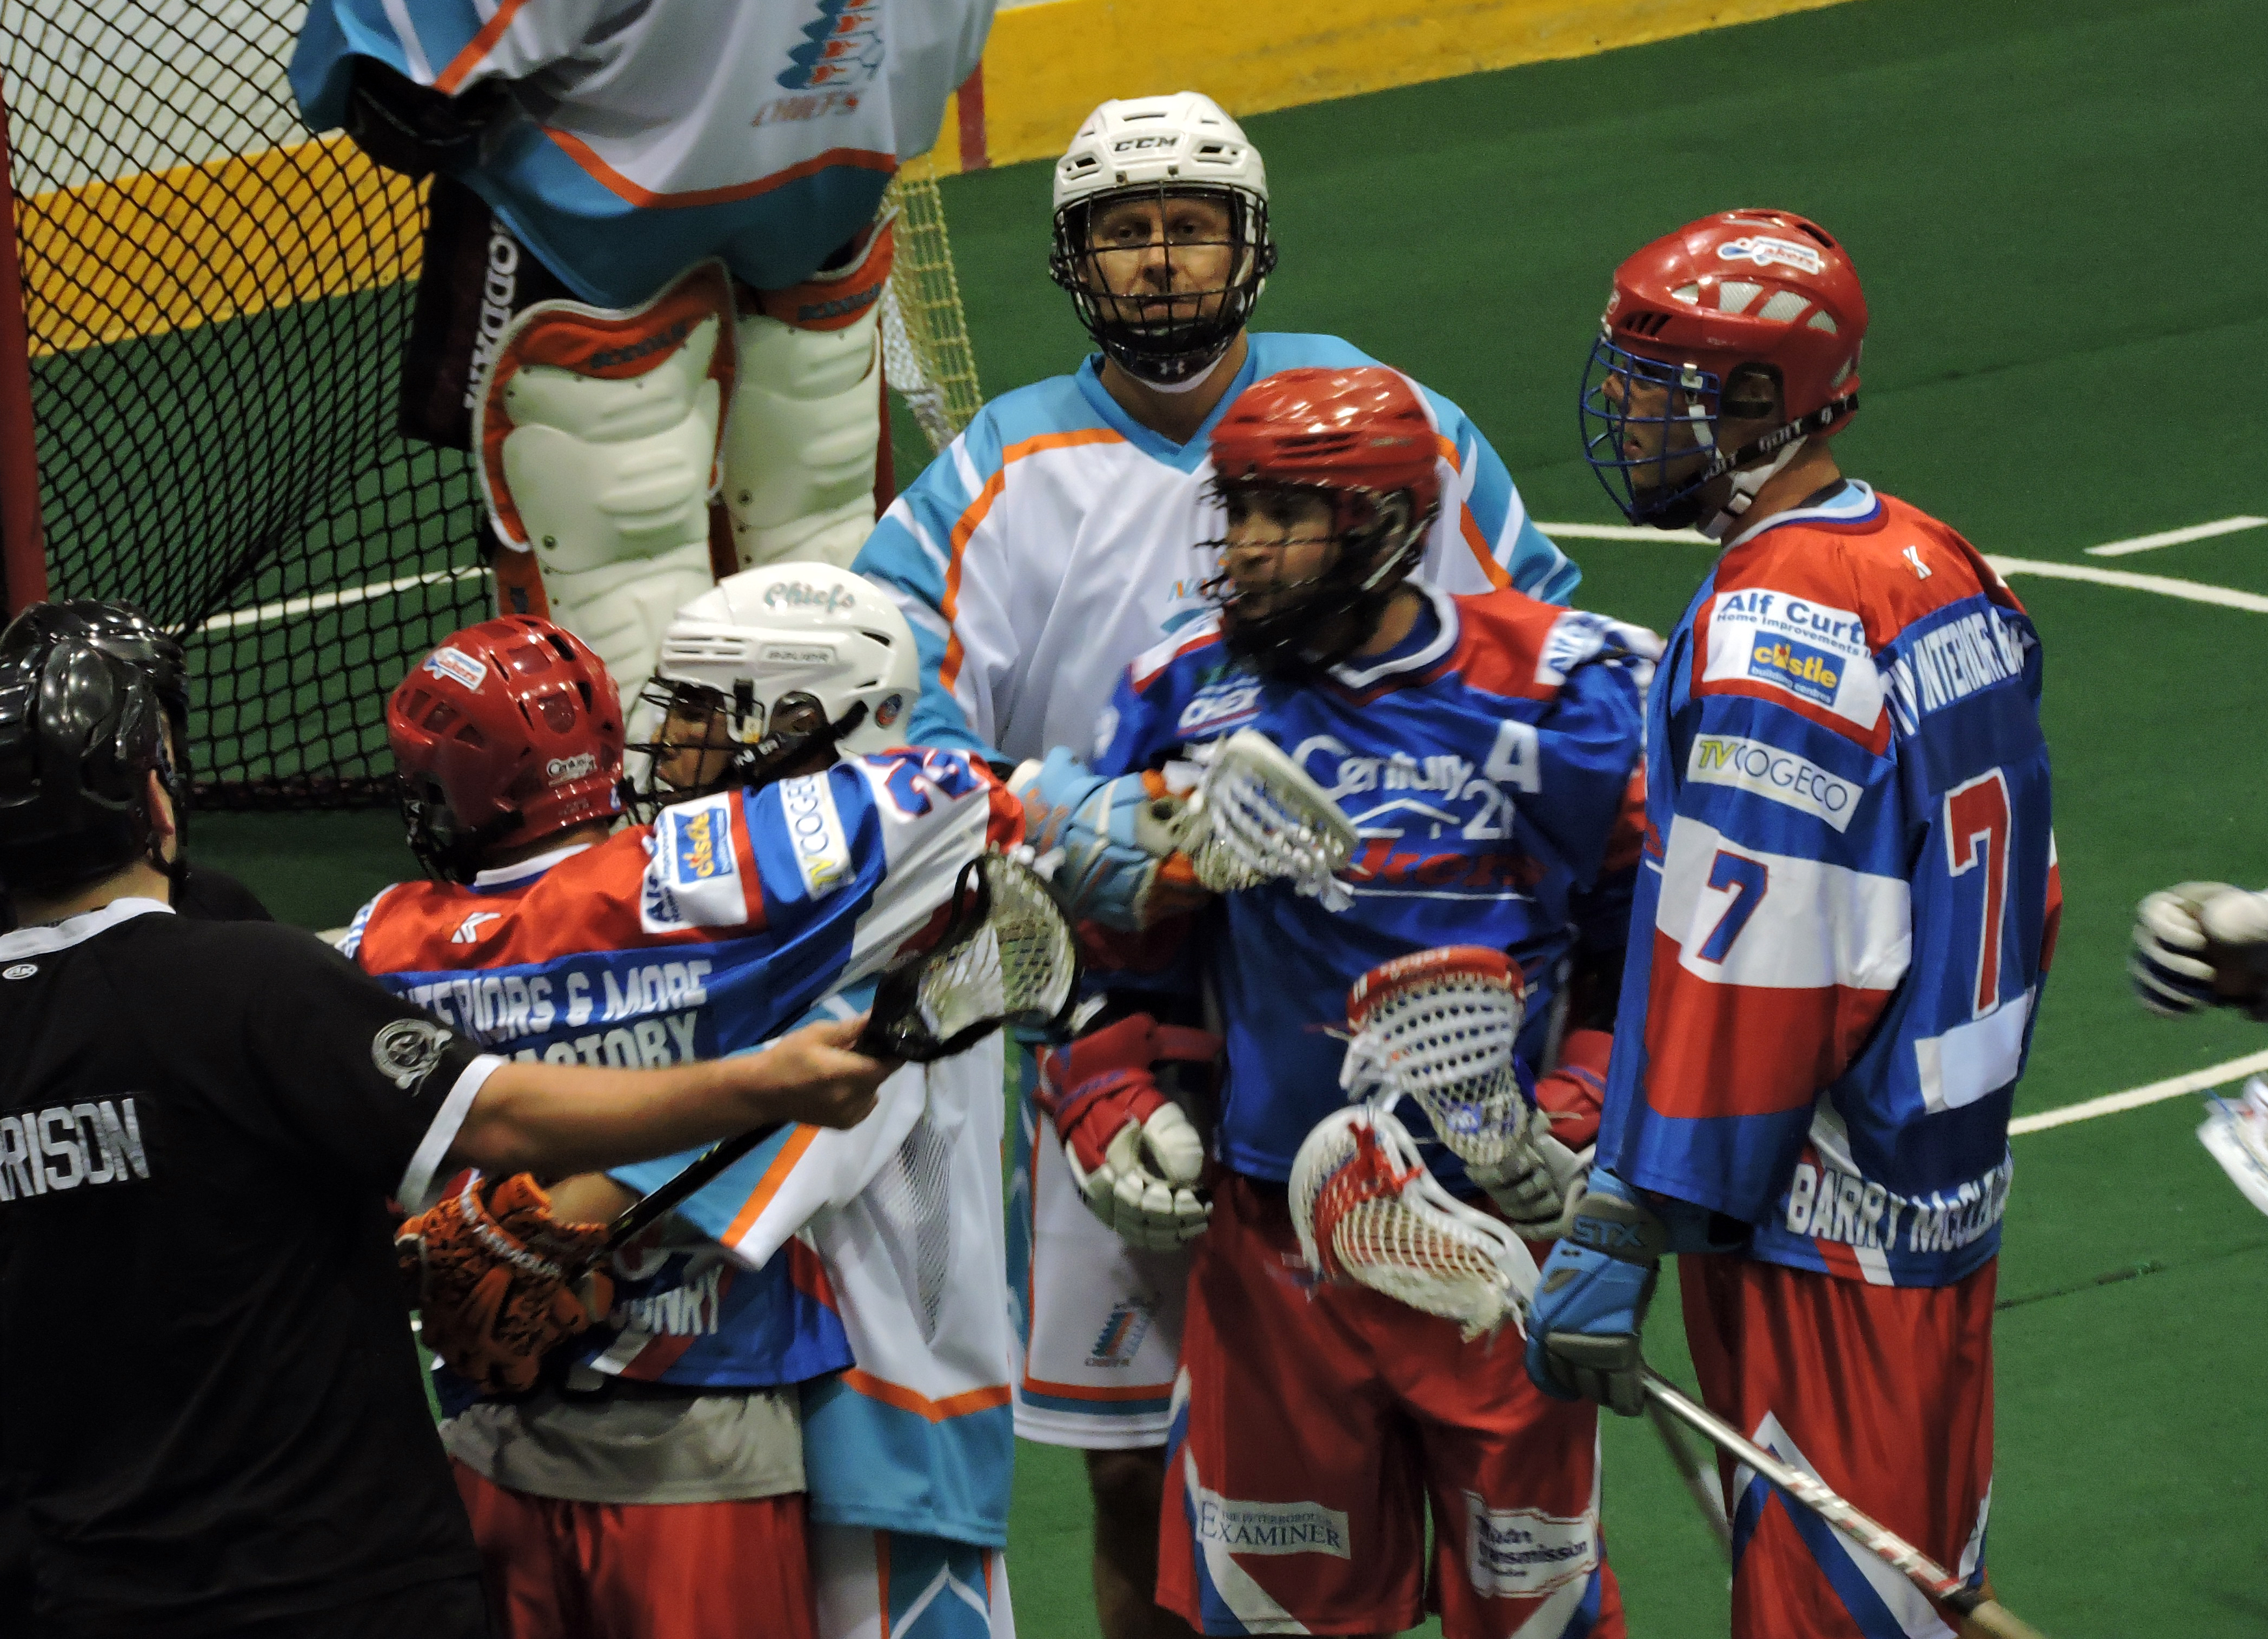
[0,2,980,808]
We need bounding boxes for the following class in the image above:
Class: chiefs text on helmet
[1206,366,1441,676]
[1048,92,1275,387]
[1581,208,1866,535]
[388,616,624,883]
[626,562,919,819]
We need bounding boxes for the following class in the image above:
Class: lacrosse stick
[1643,1371,2049,1639]
[604,852,1078,1252]
[1340,945,1532,1169]
[1644,1397,1734,1560]
[1289,1104,1538,1340]
[1179,728,1358,911]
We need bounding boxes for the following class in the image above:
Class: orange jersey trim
[937,427,1127,694]
[434,0,537,95]
[1433,432,1509,590]
[721,1124,822,1247]
[544,132,897,211]
[841,1369,1012,1423]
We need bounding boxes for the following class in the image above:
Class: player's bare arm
[447,1014,892,1181]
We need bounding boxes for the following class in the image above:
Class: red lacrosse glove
[1036,1013,1220,1252]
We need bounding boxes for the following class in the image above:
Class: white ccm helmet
[627,563,919,814]
[1047,91,1275,388]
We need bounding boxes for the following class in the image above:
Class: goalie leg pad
[723,220,896,573]
[475,260,737,689]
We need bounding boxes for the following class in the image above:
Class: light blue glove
[1526,1168,1737,1417]
[1008,748,1196,931]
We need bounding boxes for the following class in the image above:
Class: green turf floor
[184,0,2268,1629]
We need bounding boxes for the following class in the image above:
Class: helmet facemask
[621,678,861,825]
[1204,479,1434,681]
[1049,183,1275,387]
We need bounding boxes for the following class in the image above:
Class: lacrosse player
[853,92,1577,1636]
[1525,211,2060,1639]
[351,570,1022,1638]
[0,601,887,1639]
[1037,365,1652,1637]
[290,1,992,690]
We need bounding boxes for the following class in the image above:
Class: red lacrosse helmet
[1582,209,1867,532]
[387,616,624,882]
[1206,366,1442,674]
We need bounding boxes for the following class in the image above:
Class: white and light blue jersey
[292,0,990,306]
[853,335,1578,767]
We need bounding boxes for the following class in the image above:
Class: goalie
[289,1,993,691]
[1040,366,1655,1637]
[348,569,1024,1637]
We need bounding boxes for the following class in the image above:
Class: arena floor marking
[1984,556,2268,614]
[195,565,487,634]
[2009,1048,2268,1136]
[2082,515,2267,558]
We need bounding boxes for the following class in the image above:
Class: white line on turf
[2083,515,2267,558]
[2010,1049,2268,1137]
[1538,521,1712,543]
[196,565,486,634]
[1985,556,2268,614]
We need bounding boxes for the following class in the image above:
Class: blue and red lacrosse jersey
[1094,582,1654,1184]
[347,748,1018,1389]
[1595,481,2060,1289]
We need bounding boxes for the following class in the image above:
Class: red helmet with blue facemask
[1581,209,1868,538]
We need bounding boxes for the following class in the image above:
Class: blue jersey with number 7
[1596,481,2059,1289]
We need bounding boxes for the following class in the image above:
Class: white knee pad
[474,261,736,692]
[722,222,894,573]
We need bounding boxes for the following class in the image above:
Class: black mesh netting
[2,1,487,808]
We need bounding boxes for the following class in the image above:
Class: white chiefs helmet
[627,563,919,814]
[1047,92,1275,386]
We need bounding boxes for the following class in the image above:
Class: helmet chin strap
[1700,435,1807,542]
[1126,342,1235,394]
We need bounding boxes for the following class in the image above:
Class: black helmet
[0,601,187,899]
[63,600,188,732]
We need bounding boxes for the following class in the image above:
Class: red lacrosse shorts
[1158,1174,1624,1638]
[451,1462,817,1639]
[1681,1253,1997,1639]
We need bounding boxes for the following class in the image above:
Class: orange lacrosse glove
[395,1173,616,1396]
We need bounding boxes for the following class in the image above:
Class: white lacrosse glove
[1037,1013,1220,1252]
[1465,1109,1592,1239]
[2132,882,2268,1017]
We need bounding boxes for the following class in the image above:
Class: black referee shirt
[0,898,498,1634]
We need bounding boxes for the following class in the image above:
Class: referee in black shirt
[0,603,894,1638]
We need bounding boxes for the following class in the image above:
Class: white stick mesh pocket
[1289,1105,1535,1341]
[1340,946,1531,1170]
[1182,729,1358,910]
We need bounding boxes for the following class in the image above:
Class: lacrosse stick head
[861,852,1080,1062]
[1340,946,1532,1170]
[1182,728,1358,909]
[1289,1104,1537,1340]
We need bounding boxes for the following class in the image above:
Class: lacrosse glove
[1037,1012,1220,1251]
[1466,1028,1611,1237]
[397,1173,615,1396]
[1009,749,1206,931]
[2132,882,2268,1017]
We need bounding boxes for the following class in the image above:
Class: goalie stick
[604,852,1078,1252]
[1642,1371,2050,1639]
